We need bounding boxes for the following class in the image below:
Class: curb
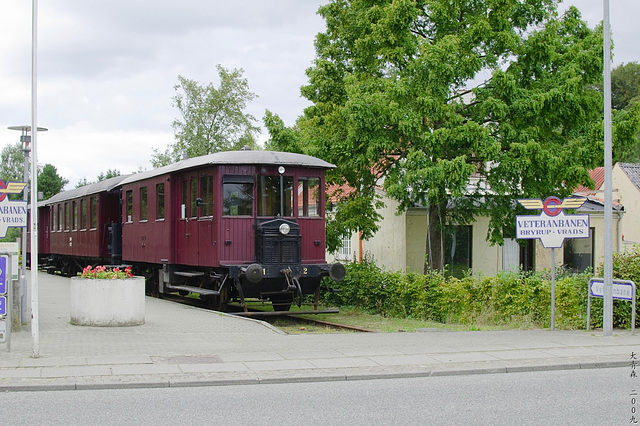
[0,359,629,393]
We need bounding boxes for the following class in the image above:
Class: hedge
[323,246,640,330]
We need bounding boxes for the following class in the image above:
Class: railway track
[159,293,373,333]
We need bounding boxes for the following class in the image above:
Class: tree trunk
[424,202,445,273]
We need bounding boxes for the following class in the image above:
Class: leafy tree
[97,169,121,181]
[38,164,68,200]
[299,0,614,272]
[75,169,121,188]
[263,110,305,153]
[610,62,640,163]
[612,62,640,111]
[152,65,260,167]
[0,142,26,185]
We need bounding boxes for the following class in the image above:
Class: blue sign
[589,278,635,301]
[0,256,5,294]
[0,296,5,316]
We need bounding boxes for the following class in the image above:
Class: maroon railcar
[118,150,345,311]
[38,175,129,275]
[36,150,345,311]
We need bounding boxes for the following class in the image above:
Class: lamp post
[7,125,47,327]
[602,0,614,336]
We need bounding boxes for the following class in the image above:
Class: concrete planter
[70,276,145,326]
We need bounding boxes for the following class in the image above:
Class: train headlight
[279,223,290,235]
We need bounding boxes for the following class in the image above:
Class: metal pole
[551,248,555,331]
[602,0,613,336]
[30,0,40,357]
[21,133,30,325]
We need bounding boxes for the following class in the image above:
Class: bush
[323,252,640,330]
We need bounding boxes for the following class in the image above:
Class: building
[330,168,628,276]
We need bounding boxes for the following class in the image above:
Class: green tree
[612,62,640,111]
[75,169,121,188]
[152,65,260,167]
[610,62,640,163]
[38,163,68,200]
[299,0,610,272]
[0,142,26,185]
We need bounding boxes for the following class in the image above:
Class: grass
[275,305,519,334]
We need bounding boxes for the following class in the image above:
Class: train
[31,149,346,312]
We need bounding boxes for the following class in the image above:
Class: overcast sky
[0,1,638,189]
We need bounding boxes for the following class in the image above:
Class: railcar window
[223,182,253,216]
[200,175,213,217]
[80,199,87,230]
[58,205,62,231]
[156,183,165,220]
[298,177,321,217]
[257,175,293,217]
[140,187,148,221]
[181,180,188,219]
[90,197,97,229]
[190,178,197,218]
[72,201,78,230]
[65,203,70,231]
[52,205,57,231]
[126,190,133,222]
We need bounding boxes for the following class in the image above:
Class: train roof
[42,174,133,205]
[119,150,336,186]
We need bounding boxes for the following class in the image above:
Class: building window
[80,199,87,230]
[336,234,352,261]
[563,228,594,273]
[298,177,320,217]
[156,183,165,220]
[257,175,293,217]
[126,190,133,222]
[444,226,472,278]
[140,187,148,221]
[90,197,97,229]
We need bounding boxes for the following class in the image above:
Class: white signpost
[516,197,590,331]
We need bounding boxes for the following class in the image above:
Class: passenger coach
[37,149,345,312]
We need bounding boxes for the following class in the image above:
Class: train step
[165,284,219,296]
[173,271,206,278]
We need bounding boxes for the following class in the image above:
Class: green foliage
[39,163,69,200]
[298,1,609,271]
[0,142,25,184]
[152,65,260,167]
[324,259,634,330]
[591,246,640,329]
[612,62,640,111]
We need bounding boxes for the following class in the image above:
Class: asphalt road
[0,367,631,425]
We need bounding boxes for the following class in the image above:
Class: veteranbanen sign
[516,196,589,332]
[516,196,589,248]
[0,180,28,239]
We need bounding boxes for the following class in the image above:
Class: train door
[219,174,255,264]
[176,174,199,265]
[196,173,216,266]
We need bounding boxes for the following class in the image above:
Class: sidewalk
[0,272,638,392]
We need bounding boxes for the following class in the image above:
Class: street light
[7,125,47,327]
